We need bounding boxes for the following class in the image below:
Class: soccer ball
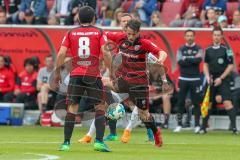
[106,103,125,120]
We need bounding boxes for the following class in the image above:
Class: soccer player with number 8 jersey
[54,6,111,152]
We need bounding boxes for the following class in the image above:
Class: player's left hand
[214,77,222,87]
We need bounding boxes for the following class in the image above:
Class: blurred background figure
[0,55,15,101]
[17,0,47,24]
[49,0,72,25]
[203,8,218,28]
[229,10,240,28]
[217,15,228,28]
[150,11,166,27]
[128,0,157,26]
[200,0,227,24]
[110,8,124,27]
[170,0,203,27]
[4,58,38,110]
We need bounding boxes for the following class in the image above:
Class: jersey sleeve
[204,49,209,63]
[142,39,162,57]
[61,31,71,48]
[226,48,233,64]
[106,32,124,43]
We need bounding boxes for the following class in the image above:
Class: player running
[54,6,112,152]
[106,19,167,147]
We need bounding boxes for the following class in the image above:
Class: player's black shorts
[117,77,149,110]
[210,76,232,102]
[67,76,103,106]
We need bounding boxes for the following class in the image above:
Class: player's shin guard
[227,107,237,130]
[64,112,76,143]
[95,110,106,142]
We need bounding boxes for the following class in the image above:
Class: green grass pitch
[0,126,239,160]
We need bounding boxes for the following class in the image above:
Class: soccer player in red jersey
[54,6,111,152]
[106,19,167,147]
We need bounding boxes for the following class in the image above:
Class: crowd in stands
[0,0,239,28]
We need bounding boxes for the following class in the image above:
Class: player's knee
[68,104,79,114]
[138,109,150,121]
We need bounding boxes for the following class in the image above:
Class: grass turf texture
[0,126,239,160]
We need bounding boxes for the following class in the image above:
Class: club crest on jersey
[134,45,140,51]
[218,58,224,64]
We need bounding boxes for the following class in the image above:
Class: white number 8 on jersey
[78,37,90,59]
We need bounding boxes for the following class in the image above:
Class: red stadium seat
[161,1,183,26]
[121,0,133,13]
[46,0,55,13]
[226,2,239,23]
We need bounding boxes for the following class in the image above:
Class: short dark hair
[185,29,195,35]
[78,6,95,24]
[212,26,223,34]
[24,58,35,67]
[126,19,141,32]
[121,13,132,19]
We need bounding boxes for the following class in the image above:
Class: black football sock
[95,110,106,142]
[194,106,201,127]
[164,114,169,125]
[143,115,158,134]
[227,107,236,129]
[64,112,76,143]
[108,119,117,135]
[177,113,183,126]
[201,113,210,130]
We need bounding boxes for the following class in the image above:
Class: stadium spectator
[128,0,157,26]
[47,16,60,25]
[199,27,238,134]
[200,0,227,23]
[203,8,218,28]
[170,0,203,27]
[0,0,20,23]
[18,0,47,24]
[173,29,203,133]
[96,0,116,26]
[21,9,35,25]
[49,0,72,25]
[0,55,15,101]
[110,8,124,27]
[0,8,7,24]
[217,15,228,28]
[37,55,55,113]
[150,11,166,27]
[54,57,71,111]
[229,10,240,28]
[4,58,38,109]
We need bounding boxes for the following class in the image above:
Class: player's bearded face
[184,32,195,45]
[126,27,139,42]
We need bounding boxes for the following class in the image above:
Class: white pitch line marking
[25,153,59,160]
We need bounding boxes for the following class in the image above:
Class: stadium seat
[161,1,183,26]
[226,2,239,23]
